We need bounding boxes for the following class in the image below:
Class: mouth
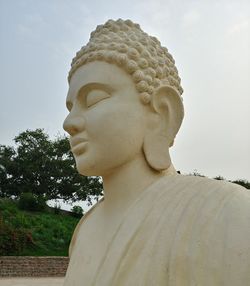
[70,137,88,155]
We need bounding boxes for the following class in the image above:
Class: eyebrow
[66,82,114,110]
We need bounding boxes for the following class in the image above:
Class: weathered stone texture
[0,256,69,277]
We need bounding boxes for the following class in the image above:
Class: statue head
[63,19,184,176]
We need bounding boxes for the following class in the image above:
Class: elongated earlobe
[143,133,171,171]
[142,85,184,171]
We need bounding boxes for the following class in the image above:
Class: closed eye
[86,90,111,108]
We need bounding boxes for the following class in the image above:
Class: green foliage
[0,128,103,204]
[212,176,250,189]
[18,193,46,212]
[190,170,205,177]
[71,205,84,218]
[0,198,80,256]
[0,218,34,255]
[0,199,34,255]
[214,176,225,180]
[53,203,61,214]
[231,179,250,189]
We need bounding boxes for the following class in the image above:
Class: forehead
[67,61,134,101]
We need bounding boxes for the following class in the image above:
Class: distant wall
[0,256,69,277]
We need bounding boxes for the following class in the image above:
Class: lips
[70,137,88,155]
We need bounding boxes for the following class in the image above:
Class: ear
[143,85,184,171]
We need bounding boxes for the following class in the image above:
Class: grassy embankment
[0,198,81,256]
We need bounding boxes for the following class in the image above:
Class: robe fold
[64,175,250,286]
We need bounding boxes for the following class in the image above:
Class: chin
[75,156,101,176]
[76,162,96,176]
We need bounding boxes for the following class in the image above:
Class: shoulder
[173,174,250,214]
[165,175,250,282]
[68,198,104,257]
[158,174,250,244]
[175,174,247,191]
[168,174,249,200]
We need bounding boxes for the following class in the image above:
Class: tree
[0,145,16,198]
[0,129,103,204]
[230,179,250,190]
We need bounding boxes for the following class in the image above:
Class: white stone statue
[63,19,250,286]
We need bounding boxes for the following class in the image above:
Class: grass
[0,198,81,256]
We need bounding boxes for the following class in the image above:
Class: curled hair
[68,19,183,103]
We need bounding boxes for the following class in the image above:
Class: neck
[102,153,175,213]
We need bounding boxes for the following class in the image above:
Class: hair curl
[68,19,183,104]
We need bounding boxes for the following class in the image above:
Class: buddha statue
[63,19,250,286]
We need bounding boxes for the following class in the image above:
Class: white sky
[0,0,249,183]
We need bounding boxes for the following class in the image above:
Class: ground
[0,277,64,286]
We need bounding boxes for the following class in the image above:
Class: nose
[63,113,85,136]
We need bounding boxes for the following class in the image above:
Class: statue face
[63,61,148,176]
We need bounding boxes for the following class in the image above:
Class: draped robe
[64,174,250,286]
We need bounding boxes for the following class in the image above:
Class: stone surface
[0,257,69,277]
[62,19,250,285]
[0,277,64,286]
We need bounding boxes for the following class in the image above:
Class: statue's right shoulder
[68,197,104,257]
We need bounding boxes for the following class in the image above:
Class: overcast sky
[0,0,249,182]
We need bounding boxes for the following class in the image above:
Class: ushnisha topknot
[68,19,183,104]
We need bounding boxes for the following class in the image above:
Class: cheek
[75,103,147,176]
[85,103,146,151]
[88,102,143,132]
